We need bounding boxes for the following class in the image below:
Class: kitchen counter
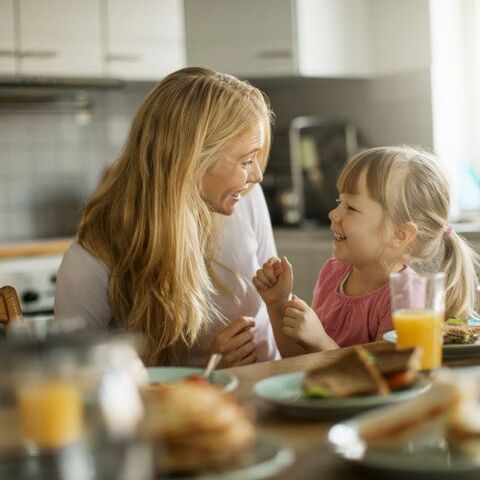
[0,238,72,259]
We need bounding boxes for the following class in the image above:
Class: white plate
[163,436,295,480]
[383,330,480,359]
[254,371,430,420]
[328,400,480,479]
[147,366,239,392]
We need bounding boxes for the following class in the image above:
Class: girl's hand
[282,296,333,351]
[252,256,293,308]
[209,317,257,367]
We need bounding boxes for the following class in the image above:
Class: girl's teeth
[335,233,346,240]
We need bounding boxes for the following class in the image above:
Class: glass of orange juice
[390,271,445,370]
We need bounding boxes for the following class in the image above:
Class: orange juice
[17,380,83,449]
[393,308,443,370]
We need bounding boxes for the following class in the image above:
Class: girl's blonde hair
[338,145,479,320]
[77,67,273,365]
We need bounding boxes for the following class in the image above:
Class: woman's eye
[242,158,254,167]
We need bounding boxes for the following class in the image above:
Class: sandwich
[303,343,421,398]
[442,317,480,345]
[358,381,460,445]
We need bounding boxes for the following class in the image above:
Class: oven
[0,254,63,316]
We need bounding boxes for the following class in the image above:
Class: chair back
[0,286,22,328]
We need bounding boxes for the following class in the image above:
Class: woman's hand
[209,316,258,367]
[282,296,338,352]
[252,256,293,308]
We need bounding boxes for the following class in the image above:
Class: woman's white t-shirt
[54,185,280,365]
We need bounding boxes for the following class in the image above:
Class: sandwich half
[303,344,420,398]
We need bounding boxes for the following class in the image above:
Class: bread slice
[303,346,389,398]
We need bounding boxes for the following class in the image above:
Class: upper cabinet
[185,0,297,77]
[0,0,185,80]
[0,0,430,80]
[185,0,431,78]
[0,0,16,75]
[103,0,185,80]
[18,0,103,77]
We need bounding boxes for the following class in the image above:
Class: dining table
[223,342,480,480]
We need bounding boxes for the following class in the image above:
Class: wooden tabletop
[224,344,480,479]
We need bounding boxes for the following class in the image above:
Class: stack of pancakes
[141,382,255,473]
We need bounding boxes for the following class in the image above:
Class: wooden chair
[0,286,22,329]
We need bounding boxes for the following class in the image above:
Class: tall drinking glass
[390,271,445,370]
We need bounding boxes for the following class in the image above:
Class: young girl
[253,146,479,357]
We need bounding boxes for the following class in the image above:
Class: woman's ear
[392,222,418,248]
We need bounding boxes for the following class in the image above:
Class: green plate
[163,436,295,480]
[147,366,239,392]
[254,372,430,420]
[383,330,480,359]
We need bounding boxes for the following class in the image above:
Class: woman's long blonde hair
[78,67,272,365]
[338,146,479,320]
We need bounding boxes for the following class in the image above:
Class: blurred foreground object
[0,317,153,479]
[142,381,256,474]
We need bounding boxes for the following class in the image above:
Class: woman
[54,67,279,367]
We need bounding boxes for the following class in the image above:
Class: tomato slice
[183,374,208,384]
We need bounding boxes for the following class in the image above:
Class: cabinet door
[0,0,16,74]
[297,0,371,77]
[18,0,102,77]
[185,0,296,77]
[105,0,185,80]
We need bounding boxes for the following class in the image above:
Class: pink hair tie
[443,225,453,239]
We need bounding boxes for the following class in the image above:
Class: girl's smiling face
[202,122,264,216]
[328,170,388,268]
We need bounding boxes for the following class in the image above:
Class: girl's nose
[328,205,341,223]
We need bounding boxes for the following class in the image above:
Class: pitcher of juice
[390,271,445,370]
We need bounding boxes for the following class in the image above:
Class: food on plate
[182,374,209,384]
[141,382,255,473]
[303,344,421,398]
[357,382,461,445]
[355,368,480,453]
[442,318,480,345]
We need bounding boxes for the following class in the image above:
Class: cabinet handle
[105,53,141,62]
[256,49,292,59]
[17,50,57,59]
[0,50,15,57]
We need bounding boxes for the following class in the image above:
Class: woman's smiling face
[202,121,265,215]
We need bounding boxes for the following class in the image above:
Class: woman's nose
[248,161,263,184]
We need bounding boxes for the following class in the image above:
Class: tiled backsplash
[0,83,154,242]
[0,70,433,242]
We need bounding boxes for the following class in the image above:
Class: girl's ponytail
[440,229,479,319]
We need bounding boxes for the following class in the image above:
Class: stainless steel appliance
[263,116,358,226]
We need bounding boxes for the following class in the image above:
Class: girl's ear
[392,222,418,248]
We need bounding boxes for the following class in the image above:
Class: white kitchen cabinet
[103,0,185,80]
[185,0,431,79]
[0,0,16,75]
[17,0,103,77]
[185,0,371,78]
